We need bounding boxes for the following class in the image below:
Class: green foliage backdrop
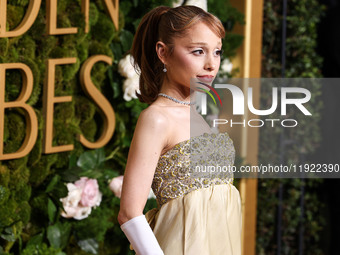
[257,0,326,254]
[0,0,244,254]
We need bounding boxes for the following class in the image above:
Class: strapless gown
[130,132,242,255]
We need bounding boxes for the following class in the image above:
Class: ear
[155,41,168,64]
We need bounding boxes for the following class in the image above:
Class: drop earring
[163,63,167,73]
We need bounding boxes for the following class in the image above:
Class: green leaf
[52,181,68,199]
[77,150,98,171]
[110,79,121,99]
[47,198,57,223]
[68,153,78,168]
[47,222,71,249]
[101,168,119,181]
[80,170,102,179]
[77,238,99,254]
[95,147,106,166]
[119,30,134,52]
[77,148,107,172]
[26,232,44,247]
[47,224,61,248]
[46,175,61,193]
[0,227,16,242]
[132,18,141,31]
[110,42,123,62]
[60,166,83,182]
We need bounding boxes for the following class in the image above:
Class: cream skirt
[143,183,242,255]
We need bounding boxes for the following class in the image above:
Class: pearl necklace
[158,93,196,106]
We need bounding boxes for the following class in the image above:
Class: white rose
[221,58,233,73]
[118,54,138,79]
[173,0,207,11]
[94,192,102,207]
[61,183,82,208]
[60,183,82,218]
[185,0,207,11]
[172,0,184,7]
[109,175,156,200]
[123,75,140,101]
[109,175,124,198]
[73,206,92,220]
[148,189,156,200]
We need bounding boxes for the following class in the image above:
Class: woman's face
[165,22,223,89]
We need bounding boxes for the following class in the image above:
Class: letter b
[0,63,38,160]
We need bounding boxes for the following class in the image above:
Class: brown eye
[192,49,204,55]
[215,49,223,56]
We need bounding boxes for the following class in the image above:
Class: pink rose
[74,177,87,189]
[75,177,102,207]
[109,175,124,198]
[60,178,102,220]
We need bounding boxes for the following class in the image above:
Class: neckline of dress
[159,131,228,158]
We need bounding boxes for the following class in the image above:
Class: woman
[118,5,242,255]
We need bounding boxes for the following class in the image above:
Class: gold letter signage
[79,55,116,149]
[0,0,41,38]
[0,1,120,160]
[43,58,77,154]
[0,63,38,160]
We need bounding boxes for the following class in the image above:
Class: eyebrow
[188,42,222,47]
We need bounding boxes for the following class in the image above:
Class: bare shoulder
[140,105,167,121]
[138,104,169,129]
[132,105,171,153]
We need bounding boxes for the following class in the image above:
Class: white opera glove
[120,214,164,255]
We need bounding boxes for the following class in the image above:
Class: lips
[197,75,214,83]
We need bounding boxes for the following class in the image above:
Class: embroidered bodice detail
[152,132,235,207]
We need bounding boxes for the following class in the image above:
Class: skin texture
[118,21,222,225]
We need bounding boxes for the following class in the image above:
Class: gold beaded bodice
[152,132,235,207]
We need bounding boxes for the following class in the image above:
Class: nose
[204,54,216,71]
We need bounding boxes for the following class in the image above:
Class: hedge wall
[0,0,244,254]
[257,0,326,254]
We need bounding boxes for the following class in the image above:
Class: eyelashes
[192,49,204,55]
[215,49,224,56]
[192,49,224,56]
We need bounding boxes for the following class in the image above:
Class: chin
[190,77,213,92]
